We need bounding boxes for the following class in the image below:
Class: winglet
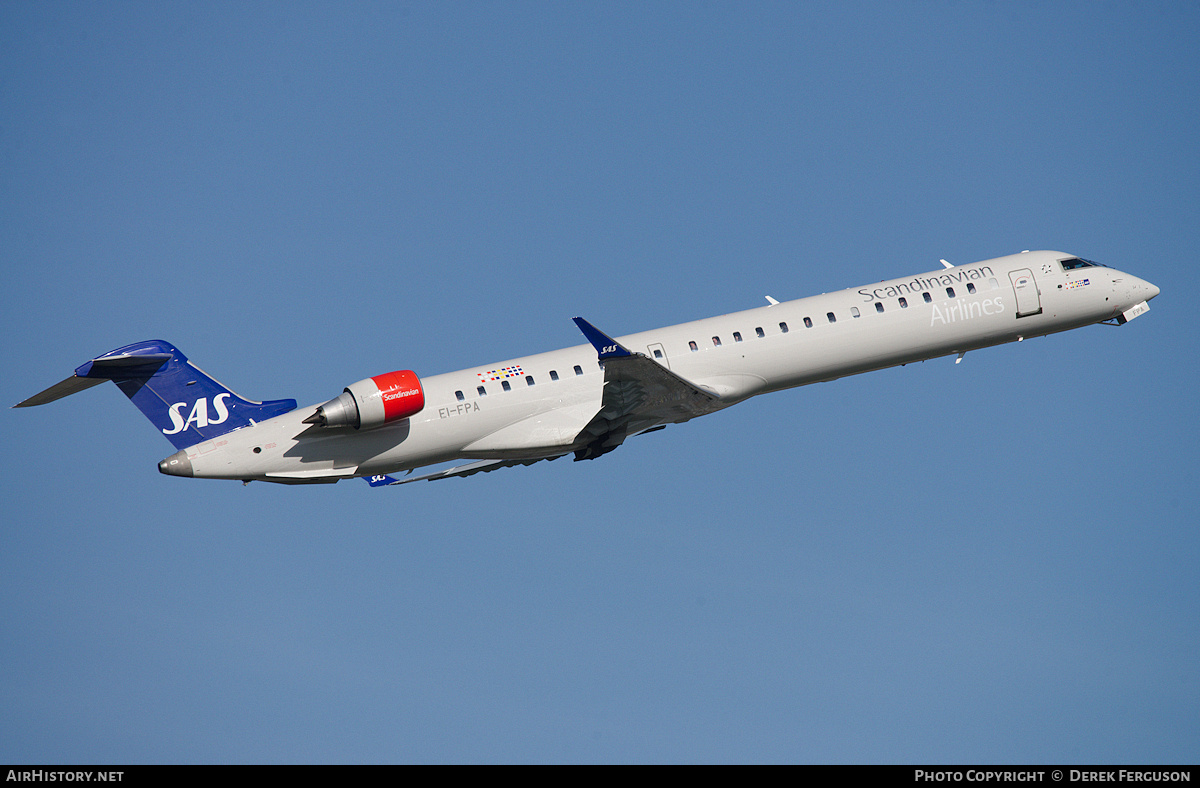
[572,317,633,359]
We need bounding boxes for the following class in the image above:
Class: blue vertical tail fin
[14,340,297,450]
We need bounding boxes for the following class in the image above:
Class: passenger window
[501,380,511,392]
[712,336,722,347]
[549,370,559,381]
[780,322,790,333]
[851,307,861,318]
[875,302,884,313]
[755,327,764,338]
[989,278,999,290]
[803,317,812,328]
[573,365,583,376]
[733,332,742,342]
[967,282,976,294]
[826,312,836,323]
[923,292,932,303]
[689,341,698,352]
[946,287,955,298]
[653,349,663,359]
[526,376,535,386]
[477,386,487,397]
[899,297,908,308]
[455,390,465,402]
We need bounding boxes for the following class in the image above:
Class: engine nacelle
[303,370,425,430]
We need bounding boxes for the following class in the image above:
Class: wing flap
[265,467,358,480]
[364,455,566,486]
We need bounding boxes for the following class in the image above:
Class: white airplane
[15,250,1158,486]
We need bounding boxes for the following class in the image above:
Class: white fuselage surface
[156,250,1157,485]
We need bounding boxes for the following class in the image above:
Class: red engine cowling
[303,370,425,430]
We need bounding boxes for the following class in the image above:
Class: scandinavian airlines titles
[857,265,995,302]
[930,296,1005,327]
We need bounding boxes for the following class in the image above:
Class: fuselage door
[646,343,670,369]
[1009,268,1043,317]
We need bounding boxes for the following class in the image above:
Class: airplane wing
[362,317,722,485]
[571,317,724,460]
[361,318,723,486]
[362,455,566,486]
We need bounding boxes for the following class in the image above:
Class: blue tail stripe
[83,340,296,450]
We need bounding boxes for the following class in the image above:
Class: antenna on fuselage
[940,259,954,269]
[765,296,779,306]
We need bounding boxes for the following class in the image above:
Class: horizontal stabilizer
[14,351,174,408]
[13,340,295,450]
[14,375,106,408]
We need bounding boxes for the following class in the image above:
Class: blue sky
[2,1,1197,764]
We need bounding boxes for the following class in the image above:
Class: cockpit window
[1060,257,1104,270]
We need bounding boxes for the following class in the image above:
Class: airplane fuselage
[153,250,1157,484]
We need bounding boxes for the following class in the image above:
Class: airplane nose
[159,450,193,477]
[1132,275,1160,302]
